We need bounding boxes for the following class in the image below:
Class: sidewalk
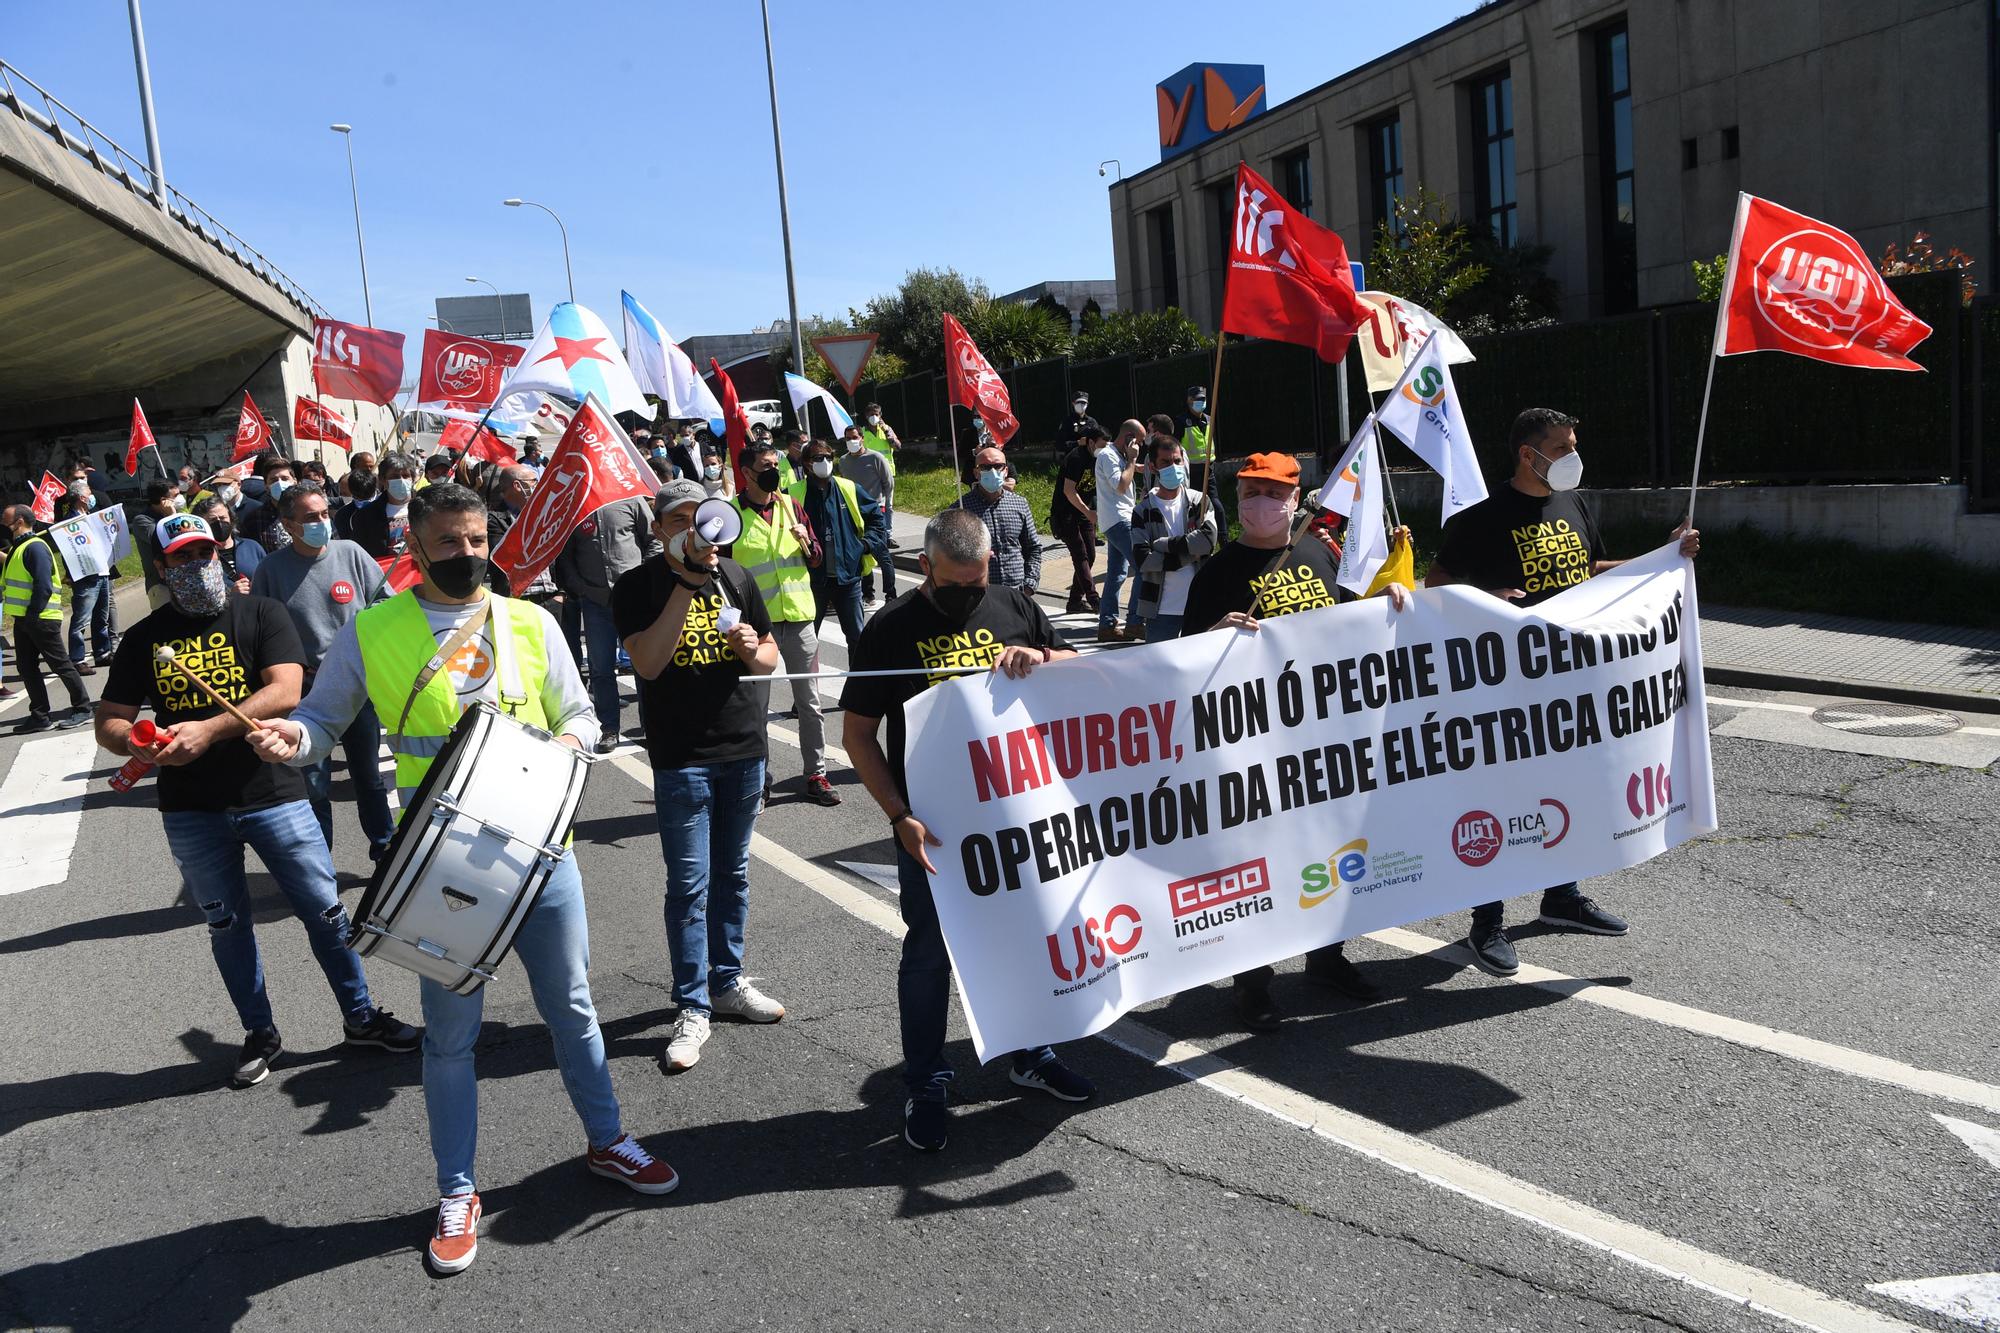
[889,507,2000,714]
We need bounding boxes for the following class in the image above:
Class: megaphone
[691,496,742,551]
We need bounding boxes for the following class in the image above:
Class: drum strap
[395,601,491,742]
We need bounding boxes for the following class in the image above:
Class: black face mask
[208,518,235,542]
[754,467,781,493]
[420,545,488,598]
[928,582,986,625]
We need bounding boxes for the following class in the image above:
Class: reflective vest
[2,533,63,621]
[787,476,876,577]
[1181,420,1211,465]
[354,590,549,794]
[732,494,816,622]
[861,426,897,477]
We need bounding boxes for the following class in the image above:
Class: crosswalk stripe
[0,729,101,895]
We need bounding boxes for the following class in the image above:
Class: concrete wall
[1110,0,1994,325]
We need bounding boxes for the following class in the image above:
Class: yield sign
[810,333,879,396]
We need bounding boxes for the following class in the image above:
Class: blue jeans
[578,597,623,734]
[1100,521,1133,628]
[1144,613,1184,643]
[559,595,584,670]
[653,757,765,1013]
[302,701,395,859]
[420,852,621,1196]
[896,844,1054,1099]
[162,799,373,1033]
[811,575,865,643]
[861,509,898,600]
[66,575,113,663]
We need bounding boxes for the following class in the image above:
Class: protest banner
[903,544,1717,1061]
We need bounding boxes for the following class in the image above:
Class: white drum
[350,702,591,994]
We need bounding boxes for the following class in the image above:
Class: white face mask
[866,415,881,427]
[845,438,862,454]
[810,459,834,480]
[1072,402,1088,415]
[1536,449,1584,492]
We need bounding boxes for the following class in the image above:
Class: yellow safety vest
[861,426,897,478]
[731,494,816,622]
[1181,420,1211,465]
[2,534,63,621]
[787,476,876,576]
[355,590,550,795]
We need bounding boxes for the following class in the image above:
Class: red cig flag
[1220,162,1363,363]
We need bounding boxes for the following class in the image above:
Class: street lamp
[329,123,374,324]
[759,0,806,383]
[502,198,574,304]
[465,276,507,339]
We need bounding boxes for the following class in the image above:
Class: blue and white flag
[621,291,725,422]
[498,301,649,417]
[784,372,854,439]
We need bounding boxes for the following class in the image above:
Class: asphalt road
[2,594,1996,1333]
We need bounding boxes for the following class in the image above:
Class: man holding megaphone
[613,480,786,1075]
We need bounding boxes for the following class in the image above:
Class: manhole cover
[1809,701,1963,737]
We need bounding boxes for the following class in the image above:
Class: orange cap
[1237,452,1300,485]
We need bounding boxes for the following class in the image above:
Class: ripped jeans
[163,799,374,1034]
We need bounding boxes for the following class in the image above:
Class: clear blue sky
[8,0,1471,344]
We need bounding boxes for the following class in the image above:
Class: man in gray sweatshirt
[250,479,395,862]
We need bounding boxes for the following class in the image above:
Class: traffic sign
[811,333,879,396]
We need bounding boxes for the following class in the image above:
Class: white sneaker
[663,1010,710,1071]
[712,980,787,1023]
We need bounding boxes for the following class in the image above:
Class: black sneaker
[1466,924,1520,978]
[1537,895,1629,936]
[593,731,620,756]
[1010,1056,1095,1102]
[903,1096,949,1152]
[344,1007,419,1052]
[14,715,54,735]
[1304,950,1384,1003]
[233,1028,283,1087]
[1233,983,1283,1033]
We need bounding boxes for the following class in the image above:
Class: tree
[1071,307,1211,362]
[1366,185,1559,334]
[770,314,907,393]
[960,298,1072,367]
[1079,297,1104,329]
[1689,253,1730,302]
[855,267,991,375]
[1029,292,1071,330]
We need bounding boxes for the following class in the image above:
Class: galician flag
[622,291,725,421]
[784,372,854,438]
[1374,335,1488,522]
[498,301,649,417]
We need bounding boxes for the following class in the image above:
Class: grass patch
[894,453,1059,529]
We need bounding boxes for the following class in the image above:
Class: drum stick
[153,645,266,731]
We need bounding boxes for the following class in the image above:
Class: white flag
[1316,412,1375,516]
[1335,436,1390,594]
[49,506,127,580]
[1375,336,1488,522]
[496,301,649,417]
[1355,291,1477,394]
[784,373,854,439]
[622,291,725,421]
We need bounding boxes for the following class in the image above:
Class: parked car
[741,399,785,433]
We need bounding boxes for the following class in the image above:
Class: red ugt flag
[1716,194,1932,372]
[29,471,65,524]
[491,394,660,594]
[942,314,1019,445]
[312,319,406,405]
[439,418,516,465]
[125,399,158,476]
[293,397,353,449]
[1220,163,1363,363]
[417,328,527,411]
[231,391,274,462]
[709,358,752,493]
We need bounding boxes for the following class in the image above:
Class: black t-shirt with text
[1180,534,1347,635]
[102,594,309,814]
[1436,486,1604,607]
[1055,445,1097,527]
[610,555,774,770]
[841,586,1062,802]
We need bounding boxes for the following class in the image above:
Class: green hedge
[1455,312,1656,485]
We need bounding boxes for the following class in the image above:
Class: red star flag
[125,399,159,476]
[490,394,659,594]
[941,313,1019,445]
[495,302,649,416]
[231,391,275,462]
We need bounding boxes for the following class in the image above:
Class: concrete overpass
[0,58,371,483]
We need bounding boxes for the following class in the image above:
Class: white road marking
[833,860,902,894]
[1933,1114,2000,1172]
[1708,693,2000,738]
[0,729,102,895]
[1865,1117,2000,1329]
[599,750,1934,1333]
[1364,928,2000,1116]
[1713,707,2000,769]
[0,691,29,719]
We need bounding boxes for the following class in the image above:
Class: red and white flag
[293,397,352,449]
[942,313,1019,445]
[1220,162,1363,363]
[125,399,159,476]
[312,319,406,405]
[377,552,423,593]
[1716,194,1932,372]
[231,391,274,462]
[439,418,516,465]
[417,328,527,411]
[29,471,65,524]
[490,394,659,594]
[709,358,753,493]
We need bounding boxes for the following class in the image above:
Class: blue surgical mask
[1158,463,1188,490]
[978,468,1005,493]
[385,478,412,503]
[651,446,668,459]
[300,519,332,548]
[267,478,288,501]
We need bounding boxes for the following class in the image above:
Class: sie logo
[1156,64,1267,159]
[1399,365,1447,408]
[1299,838,1368,908]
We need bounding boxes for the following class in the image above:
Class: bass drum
[350,702,590,994]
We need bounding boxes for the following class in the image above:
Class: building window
[1277,148,1313,218]
[1596,25,1637,313]
[1148,204,1180,310]
[1722,125,1740,159]
[1209,179,1235,313]
[1682,137,1698,170]
[1469,68,1517,246]
[1366,115,1405,239]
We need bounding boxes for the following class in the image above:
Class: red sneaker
[587,1133,679,1195]
[427,1192,480,1274]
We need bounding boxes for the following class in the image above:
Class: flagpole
[1686,192,1749,530]
[1682,352,1719,529]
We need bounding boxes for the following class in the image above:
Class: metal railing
[0,56,328,320]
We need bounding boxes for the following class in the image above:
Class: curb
[1703,665,2000,717]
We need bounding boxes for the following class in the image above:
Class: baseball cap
[652,478,707,514]
[1238,452,1300,486]
[156,512,216,554]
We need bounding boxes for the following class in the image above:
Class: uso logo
[1451,811,1502,867]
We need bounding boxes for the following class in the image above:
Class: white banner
[904,544,1716,1061]
[50,506,131,581]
